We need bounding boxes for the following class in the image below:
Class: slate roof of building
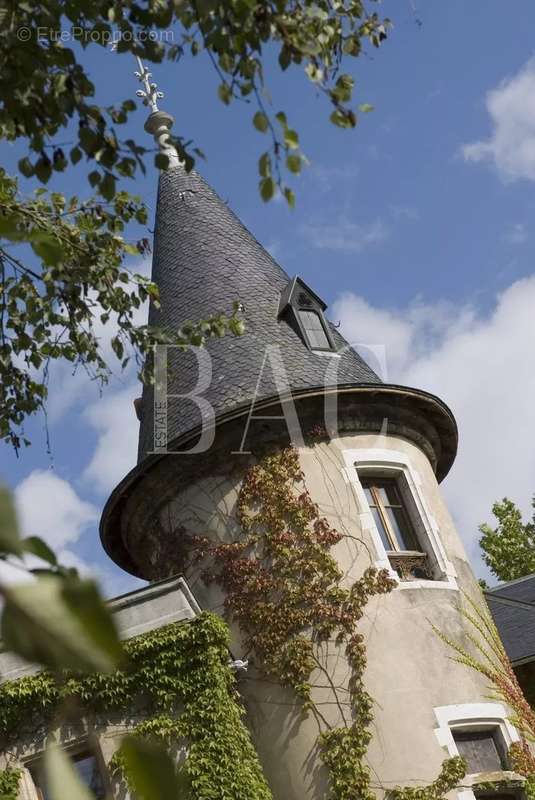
[137,167,382,460]
[486,574,535,664]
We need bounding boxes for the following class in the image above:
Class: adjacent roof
[0,575,199,683]
[137,167,382,460]
[486,574,535,665]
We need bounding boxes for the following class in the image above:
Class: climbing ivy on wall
[387,757,466,800]
[0,613,272,800]
[191,445,467,800]
[0,767,21,800]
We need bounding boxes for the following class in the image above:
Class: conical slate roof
[137,167,382,460]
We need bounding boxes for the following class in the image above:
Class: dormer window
[299,309,331,350]
[278,276,336,352]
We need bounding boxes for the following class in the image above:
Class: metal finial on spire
[132,54,181,170]
[134,56,164,113]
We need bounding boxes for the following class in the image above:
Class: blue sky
[2,0,535,592]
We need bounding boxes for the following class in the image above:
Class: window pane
[453,730,506,774]
[299,310,331,350]
[384,507,419,551]
[363,486,376,507]
[370,507,392,550]
[380,481,403,508]
[31,752,106,800]
[73,753,106,798]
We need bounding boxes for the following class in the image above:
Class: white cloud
[504,222,528,245]
[462,58,535,181]
[82,383,140,495]
[1,470,99,585]
[15,470,98,549]
[333,275,535,579]
[301,219,388,253]
[8,468,144,596]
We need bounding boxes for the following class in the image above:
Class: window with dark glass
[30,749,106,800]
[452,729,508,774]
[298,309,331,350]
[360,476,419,552]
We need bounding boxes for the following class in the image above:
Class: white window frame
[433,702,521,800]
[20,738,110,800]
[341,448,458,590]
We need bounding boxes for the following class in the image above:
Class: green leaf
[258,152,271,178]
[279,46,291,71]
[283,187,296,208]
[259,177,275,202]
[70,146,82,165]
[1,576,122,672]
[100,172,116,201]
[330,109,356,129]
[62,578,123,667]
[30,233,63,266]
[44,745,94,800]
[218,83,232,105]
[35,158,52,184]
[155,153,170,170]
[18,157,34,178]
[333,73,355,103]
[121,737,187,800]
[305,63,323,83]
[23,536,57,566]
[253,111,269,133]
[286,154,301,174]
[0,485,23,556]
[284,129,299,150]
[358,103,374,113]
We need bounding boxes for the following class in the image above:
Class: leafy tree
[479,497,535,583]
[0,0,389,449]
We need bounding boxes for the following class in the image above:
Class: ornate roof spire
[134,55,181,169]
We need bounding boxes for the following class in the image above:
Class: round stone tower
[100,158,518,800]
